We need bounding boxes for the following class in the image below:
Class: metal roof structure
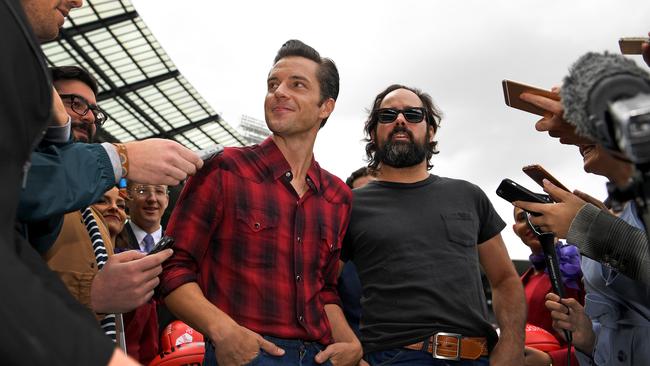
[41,0,246,149]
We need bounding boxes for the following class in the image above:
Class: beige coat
[43,207,114,313]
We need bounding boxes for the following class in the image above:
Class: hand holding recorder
[497,177,574,343]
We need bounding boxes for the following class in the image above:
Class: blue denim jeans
[365,348,489,366]
[203,336,334,366]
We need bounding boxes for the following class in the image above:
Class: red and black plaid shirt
[160,138,351,344]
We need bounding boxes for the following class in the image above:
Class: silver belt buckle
[433,332,461,361]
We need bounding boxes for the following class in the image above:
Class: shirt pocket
[441,212,477,247]
[234,207,279,268]
[315,221,340,276]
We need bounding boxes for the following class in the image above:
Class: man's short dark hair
[50,65,99,95]
[274,39,339,128]
[363,84,443,171]
[345,166,376,189]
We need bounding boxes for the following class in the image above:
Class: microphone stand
[538,232,573,344]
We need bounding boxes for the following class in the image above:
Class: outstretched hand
[520,90,593,145]
[124,138,204,186]
[514,179,587,238]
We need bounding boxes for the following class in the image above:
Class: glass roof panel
[42,0,245,148]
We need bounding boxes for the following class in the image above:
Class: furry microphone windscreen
[561,52,650,142]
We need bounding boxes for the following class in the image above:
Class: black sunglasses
[377,107,426,124]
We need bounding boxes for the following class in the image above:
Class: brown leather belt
[404,333,488,360]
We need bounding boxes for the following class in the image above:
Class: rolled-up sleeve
[159,160,222,297]
[320,201,351,307]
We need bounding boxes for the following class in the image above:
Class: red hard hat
[524,323,561,352]
[160,320,205,354]
[148,342,205,366]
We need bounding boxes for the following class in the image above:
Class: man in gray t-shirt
[341,84,525,365]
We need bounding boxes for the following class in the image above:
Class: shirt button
[285,171,292,179]
[296,275,301,282]
[254,222,261,230]
[297,236,302,243]
[298,315,304,322]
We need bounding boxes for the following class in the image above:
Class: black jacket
[0,0,113,364]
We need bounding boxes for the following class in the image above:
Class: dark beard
[71,121,93,143]
[375,126,427,168]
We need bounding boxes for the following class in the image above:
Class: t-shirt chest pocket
[235,207,279,268]
[441,212,478,247]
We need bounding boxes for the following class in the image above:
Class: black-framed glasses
[376,107,426,124]
[59,93,109,126]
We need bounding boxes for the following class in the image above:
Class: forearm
[568,203,650,284]
[324,304,360,344]
[491,276,526,349]
[18,142,115,222]
[164,282,237,341]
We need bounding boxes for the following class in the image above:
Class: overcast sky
[131,0,650,259]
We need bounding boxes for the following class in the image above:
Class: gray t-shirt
[341,174,505,353]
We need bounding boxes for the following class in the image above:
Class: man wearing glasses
[2,0,199,364]
[110,182,170,364]
[340,85,525,365]
[51,66,107,143]
[41,65,174,363]
[117,183,169,253]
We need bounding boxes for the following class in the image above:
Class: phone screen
[502,80,560,116]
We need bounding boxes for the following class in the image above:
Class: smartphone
[502,79,560,116]
[496,179,551,216]
[147,236,175,255]
[522,164,570,192]
[619,37,649,54]
[196,144,224,161]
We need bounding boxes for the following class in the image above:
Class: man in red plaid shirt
[159,40,363,366]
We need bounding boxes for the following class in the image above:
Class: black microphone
[561,52,650,164]
[538,234,566,298]
[538,233,573,343]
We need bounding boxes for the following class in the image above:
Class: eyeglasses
[59,94,109,126]
[377,107,426,124]
[129,185,169,199]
